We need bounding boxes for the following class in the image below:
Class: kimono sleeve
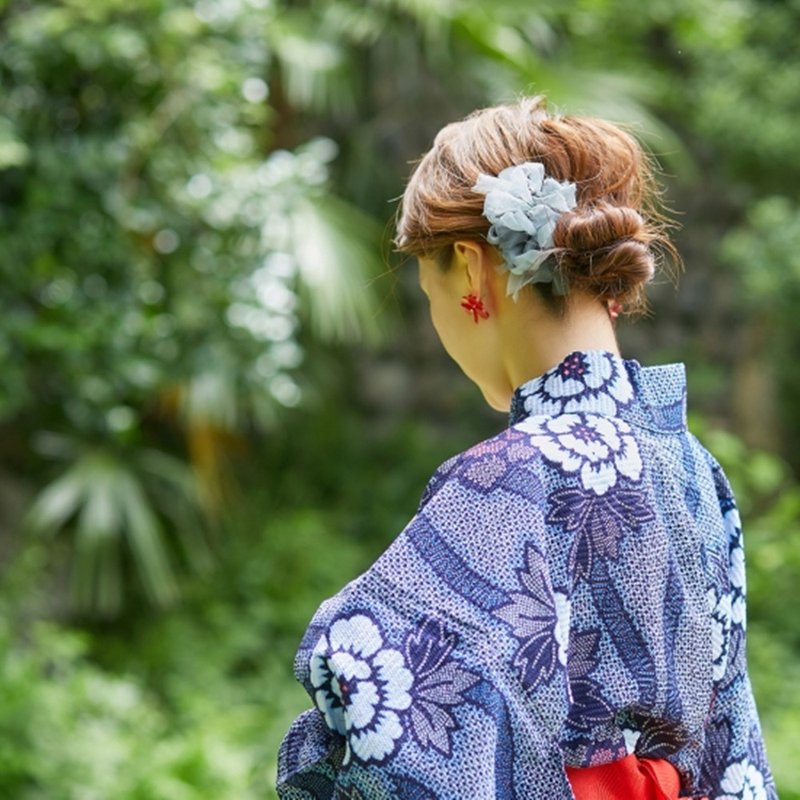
[698,453,778,800]
[274,579,496,800]
[276,443,575,799]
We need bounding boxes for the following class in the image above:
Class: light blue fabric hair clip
[472,161,578,300]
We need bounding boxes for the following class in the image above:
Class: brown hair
[393,95,681,316]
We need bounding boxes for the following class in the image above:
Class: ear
[453,239,500,305]
[453,239,498,294]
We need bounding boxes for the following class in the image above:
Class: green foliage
[540,0,800,475]
[721,196,800,304]
[0,611,267,799]
[719,197,800,456]
[0,0,383,613]
[694,422,800,637]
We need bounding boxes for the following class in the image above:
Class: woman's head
[394,94,679,317]
[394,95,681,412]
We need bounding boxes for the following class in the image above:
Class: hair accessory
[461,293,490,323]
[472,161,577,300]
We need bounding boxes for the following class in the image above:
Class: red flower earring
[461,293,490,323]
[607,300,623,320]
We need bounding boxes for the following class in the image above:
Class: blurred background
[1,0,799,797]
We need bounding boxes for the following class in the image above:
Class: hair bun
[554,201,656,303]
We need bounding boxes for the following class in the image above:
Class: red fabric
[565,753,709,800]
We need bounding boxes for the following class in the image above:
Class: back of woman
[275,96,777,800]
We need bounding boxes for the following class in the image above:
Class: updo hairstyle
[393,95,680,317]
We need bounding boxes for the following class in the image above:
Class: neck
[499,293,621,392]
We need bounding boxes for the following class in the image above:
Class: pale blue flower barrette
[472,161,577,300]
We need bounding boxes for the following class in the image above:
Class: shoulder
[417,425,549,513]
[297,427,554,665]
[686,431,737,504]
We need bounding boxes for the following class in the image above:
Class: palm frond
[115,469,178,608]
[290,193,384,344]
[24,449,184,616]
[137,447,216,576]
[268,15,359,117]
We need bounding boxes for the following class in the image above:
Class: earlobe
[460,293,490,323]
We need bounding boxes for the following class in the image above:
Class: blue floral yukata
[276,349,777,800]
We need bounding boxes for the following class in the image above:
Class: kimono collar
[508,349,687,434]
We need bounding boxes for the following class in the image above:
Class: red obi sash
[565,753,709,800]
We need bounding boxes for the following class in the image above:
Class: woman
[276,96,777,799]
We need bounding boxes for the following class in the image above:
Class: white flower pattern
[518,412,642,495]
[725,507,747,629]
[554,591,571,668]
[522,350,634,417]
[707,586,733,683]
[719,757,768,800]
[310,613,413,765]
